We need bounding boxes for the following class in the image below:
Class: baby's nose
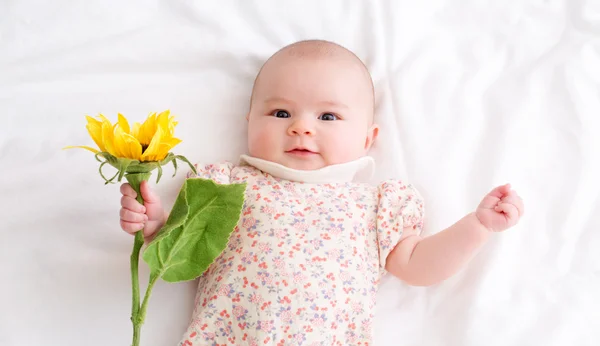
[288,119,315,136]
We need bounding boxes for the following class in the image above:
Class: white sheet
[2,0,599,345]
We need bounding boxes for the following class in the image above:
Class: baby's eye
[318,113,338,121]
[273,110,291,118]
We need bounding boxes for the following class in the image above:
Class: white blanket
[1,1,599,345]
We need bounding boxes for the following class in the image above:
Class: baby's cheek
[325,131,365,164]
[248,133,267,157]
[248,127,276,159]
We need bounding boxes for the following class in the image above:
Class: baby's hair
[250,39,375,115]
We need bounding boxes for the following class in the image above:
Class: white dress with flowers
[178,157,424,346]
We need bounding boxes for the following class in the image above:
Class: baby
[119,40,524,345]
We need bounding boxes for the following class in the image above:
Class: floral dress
[179,161,424,346]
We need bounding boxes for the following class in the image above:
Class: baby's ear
[245,113,250,121]
[364,124,380,150]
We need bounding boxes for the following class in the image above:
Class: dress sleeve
[186,161,234,184]
[376,180,425,269]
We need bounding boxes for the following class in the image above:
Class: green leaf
[142,178,246,283]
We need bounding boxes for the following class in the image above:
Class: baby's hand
[475,184,524,232]
[120,181,166,238]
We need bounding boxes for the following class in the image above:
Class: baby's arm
[385,184,524,286]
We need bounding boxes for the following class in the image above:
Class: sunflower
[69,110,181,162]
[65,110,193,184]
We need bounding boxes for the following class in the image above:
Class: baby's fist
[475,184,524,232]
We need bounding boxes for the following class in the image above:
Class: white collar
[239,155,375,184]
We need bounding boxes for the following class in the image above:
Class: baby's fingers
[495,202,519,222]
[121,195,146,213]
[120,183,137,198]
[120,220,145,234]
[120,208,148,223]
[486,184,511,199]
[502,195,524,216]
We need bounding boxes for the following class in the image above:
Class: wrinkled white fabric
[1,1,599,345]
[239,155,375,184]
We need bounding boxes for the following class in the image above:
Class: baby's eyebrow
[319,100,349,110]
[264,97,349,110]
[264,97,296,105]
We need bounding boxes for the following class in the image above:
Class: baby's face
[247,50,378,170]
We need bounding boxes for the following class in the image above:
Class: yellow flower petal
[62,145,100,154]
[157,110,170,123]
[97,113,111,124]
[164,137,182,149]
[102,121,118,157]
[158,144,175,158]
[85,116,106,152]
[117,113,131,134]
[137,112,157,145]
[156,111,171,136]
[141,126,163,161]
[132,122,141,140]
[154,137,182,161]
[154,146,171,161]
[114,126,143,160]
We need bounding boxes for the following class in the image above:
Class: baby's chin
[277,155,328,171]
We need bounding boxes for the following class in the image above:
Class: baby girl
[119,40,524,345]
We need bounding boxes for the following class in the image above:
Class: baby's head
[247,40,379,170]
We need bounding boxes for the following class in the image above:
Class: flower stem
[139,272,160,324]
[125,172,152,346]
[132,322,141,346]
[130,231,145,346]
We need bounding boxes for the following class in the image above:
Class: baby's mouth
[286,148,318,157]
